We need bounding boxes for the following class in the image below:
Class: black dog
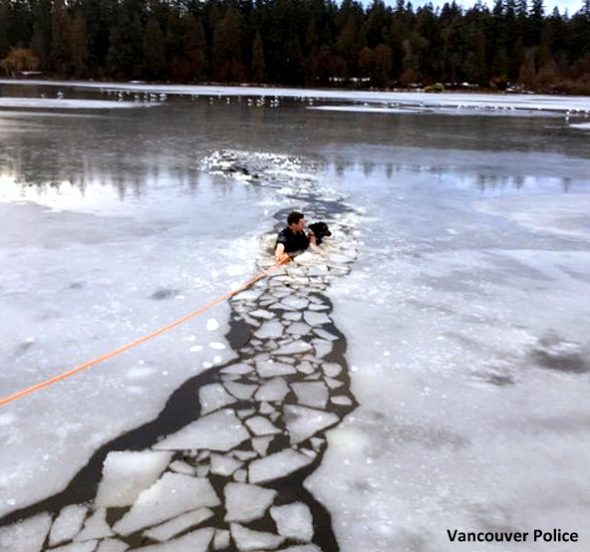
[309,222,332,246]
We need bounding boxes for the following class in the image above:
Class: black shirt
[276,227,310,253]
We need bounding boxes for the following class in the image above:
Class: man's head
[287,211,305,232]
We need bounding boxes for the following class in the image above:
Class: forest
[1,0,590,93]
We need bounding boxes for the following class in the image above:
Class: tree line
[1,0,590,93]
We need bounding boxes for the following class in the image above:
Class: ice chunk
[280,296,308,309]
[331,395,353,406]
[0,513,52,552]
[75,508,113,541]
[322,363,342,377]
[199,384,236,415]
[224,482,277,522]
[313,328,339,341]
[245,416,281,435]
[296,361,314,374]
[169,460,195,475]
[154,410,249,451]
[255,377,290,401]
[283,312,302,321]
[196,465,210,477]
[95,451,172,507]
[250,309,275,320]
[230,523,284,551]
[313,340,332,358]
[113,474,220,536]
[274,341,312,355]
[286,322,311,336]
[206,319,220,331]
[96,540,129,552]
[270,502,313,541]
[256,360,296,377]
[233,469,247,482]
[143,508,213,542]
[237,408,256,419]
[213,529,230,550]
[249,450,313,483]
[291,382,328,409]
[224,382,257,400]
[50,542,96,552]
[210,453,243,476]
[233,450,258,461]
[221,363,252,375]
[254,320,284,339]
[324,377,343,389]
[309,303,329,311]
[132,528,214,551]
[209,341,226,350]
[259,402,276,414]
[303,312,330,326]
[49,505,88,546]
[252,436,273,456]
[284,405,339,444]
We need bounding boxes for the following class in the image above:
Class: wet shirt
[276,227,310,254]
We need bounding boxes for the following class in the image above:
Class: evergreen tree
[70,11,89,76]
[50,0,71,74]
[212,7,243,81]
[182,14,207,81]
[251,30,265,81]
[143,16,165,79]
[30,0,51,70]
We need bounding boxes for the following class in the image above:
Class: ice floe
[154,410,249,451]
[199,384,237,415]
[210,453,243,476]
[230,523,284,551]
[75,509,113,541]
[284,405,340,444]
[132,527,213,551]
[224,482,277,522]
[270,502,313,541]
[113,474,219,535]
[245,416,282,435]
[49,505,88,546]
[0,513,52,552]
[249,450,313,483]
[142,508,213,542]
[95,451,172,508]
[291,382,329,409]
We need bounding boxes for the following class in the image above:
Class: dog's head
[309,222,332,245]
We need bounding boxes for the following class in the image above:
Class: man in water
[275,211,316,263]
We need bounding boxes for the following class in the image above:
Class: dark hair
[287,211,304,225]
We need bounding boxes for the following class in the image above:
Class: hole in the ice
[150,288,180,300]
[530,333,590,374]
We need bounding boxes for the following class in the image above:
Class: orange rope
[0,259,289,409]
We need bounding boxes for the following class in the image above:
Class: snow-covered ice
[154,410,249,452]
[230,523,284,551]
[249,450,314,483]
[270,502,313,541]
[223,482,277,523]
[48,505,88,546]
[284,405,340,444]
[95,451,172,507]
[113,474,219,535]
[142,508,213,542]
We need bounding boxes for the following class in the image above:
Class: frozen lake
[0,82,589,552]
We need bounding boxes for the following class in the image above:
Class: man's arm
[275,242,289,262]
